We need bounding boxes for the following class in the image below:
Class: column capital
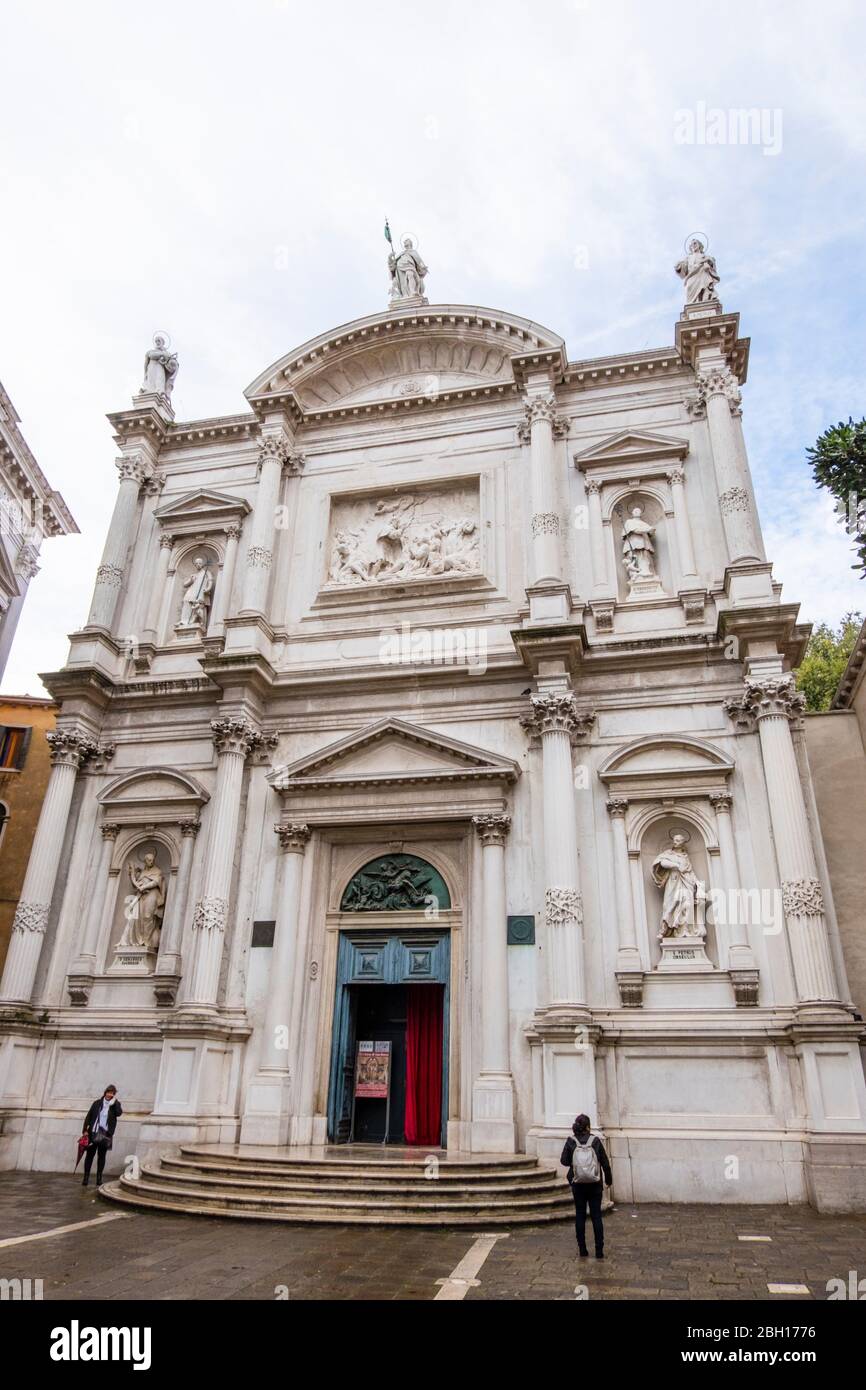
[46,727,100,769]
[695,365,742,416]
[275,822,311,853]
[100,821,120,841]
[210,717,275,759]
[283,451,306,478]
[179,818,202,837]
[223,522,243,542]
[709,791,734,813]
[585,476,601,496]
[257,432,291,468]
[666,466,686,487]
[115,452,155,487]
[606,797,629,818]
[158,531,176,550]
[518,391,568,442]
[725,676,805,728]
[472,813,511,847]
[521,693,595,743]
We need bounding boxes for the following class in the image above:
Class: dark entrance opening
[351,984,407,1143]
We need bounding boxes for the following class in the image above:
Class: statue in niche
[651,832,706,941]
[141,333,179,400]
[119,849,166,951]
[674,238,720,305]
[620,506,658,584]
[179,555,214,629]
[388,237,428,301]
[342,858,434,911]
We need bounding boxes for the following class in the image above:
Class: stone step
[146,1160,564,1199]
[100,1177,573,1226]
[161,1154,559,1189]
[179,1145,543,1177]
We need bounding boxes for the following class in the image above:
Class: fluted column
[0,728,98,1003]
[142,533,174,643]
[694,367,761,564]
[606,799,641,975]
[207,523,242,637]
[184,718,268,1008]
[727,679,837,1004]
[710,792,759,1005]
[73,822,119,974]
[240,434,304,618]
[522,694,595,1007]
[586,478,609,593]
[156,818,200,978]
[666,466,698,580]
[87,453,154,630]
[470,813,515,1152]
[257,824,310,1071]
[520,393,565,585]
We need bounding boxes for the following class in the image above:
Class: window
[0,726,31,770]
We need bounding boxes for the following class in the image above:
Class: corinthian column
[666,466,698,580]
[586,478,609,593]
[87,453,154,630]
[726,678,837,1004]
[184,718,270,1009]
[470,813,515,1152]
[521,694,595,1007]
[240,434,304,618]
[207,523,242,637]
[142,533,175,643]
[70,821,119,979]
[606,799,642,1000]
[155,818,200,984]
[694,367,761,564]
[520,393,566,585]
[0,728,98,1004]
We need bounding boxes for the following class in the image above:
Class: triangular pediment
[574,429,689,471]
[269,717,520,792]
[154,488,250,529]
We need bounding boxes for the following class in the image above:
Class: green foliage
[796,611,862,711]
[807,417,866,577]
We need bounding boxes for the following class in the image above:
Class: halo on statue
[683,232,709,254]
[399,231,420,250]
[668,828,691,843]
[152,330,172,348]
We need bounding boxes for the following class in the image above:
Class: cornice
[831,615,866,709]
[0,381,78,537]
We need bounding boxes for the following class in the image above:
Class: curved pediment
[599,735,733,799]
[245,304,564,414]
[97,767,210,819]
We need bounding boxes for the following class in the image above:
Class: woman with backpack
[561,1113,612,1258]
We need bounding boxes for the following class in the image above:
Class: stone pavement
[0,1173,863,1301]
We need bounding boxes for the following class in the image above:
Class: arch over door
[339,853,451,912]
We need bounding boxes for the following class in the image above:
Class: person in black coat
[81,1085,122,1188]
[560,1112,612,1258]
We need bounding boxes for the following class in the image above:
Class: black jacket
[83,1097,122,1139]
[560,1133,612,1187]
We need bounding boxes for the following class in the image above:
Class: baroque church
[1,235,865,1216]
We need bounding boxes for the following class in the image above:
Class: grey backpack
[570,1134,601,1184]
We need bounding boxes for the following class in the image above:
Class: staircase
[99,1143,574,1226]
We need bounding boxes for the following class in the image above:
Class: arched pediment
[599,735,733,799]
[245,304,565,414]
[97,767,209,823]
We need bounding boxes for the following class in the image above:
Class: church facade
[2,243,865,1212]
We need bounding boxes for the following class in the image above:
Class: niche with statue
[105,838,173,974]
[171,542,219,640]
[640,815,717,971]
[612,491,671,601]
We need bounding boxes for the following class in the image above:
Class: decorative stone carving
[246,544,273,570]
[141,333,178,399]
[118,850,166,951]
[327,490,480,587]
[46,728,99,768]
[94,563,124,589]
[472,814,511,848]
[275,822,311,854]
[616,973,644,1007]
[11,901,50,934]
[666,467,685,488]
[651,833,706,942]
[258,434,289,467]
[388,237,428,303]
[521,694,595,743]
[725,677,806,728]
[531,511,560,537]
[544,886,583,926]
[179,818,201,838]
[719,486,750,514]
[115,452,154,487]
[211,717,271,759]
[782,877,825,918]
[674,237,720,304]
[518,393,568,442]
[179,555,214,629]
[731,971,760,1007]
[17,542,40,581]
[192,897,228,932]
[695,366,742,416]
[606,797,629,818]
[342,853,447,910]
[684,391,707,419]
[101,822,120,842]
[709,792,733,814]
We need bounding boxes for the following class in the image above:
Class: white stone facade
[2,269,865,1212]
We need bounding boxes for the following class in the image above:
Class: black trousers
[82,1140,108,1181]
[571,1181,604,1252]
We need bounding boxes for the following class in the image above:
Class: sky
[1,0,864,696]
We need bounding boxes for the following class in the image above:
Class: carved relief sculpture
[327,490,480,587]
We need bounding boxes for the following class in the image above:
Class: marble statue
[651,834,705,941]
[141,334,179,399]
[621,506,657,583]
[180,556,213,628]
[119,850,166,951]
[389,238,428,301]
[674,239,720,304]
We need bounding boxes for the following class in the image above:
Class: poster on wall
[354,1040,391,1098]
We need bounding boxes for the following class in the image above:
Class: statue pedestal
[173,622,205,643]
[389,293,428,310]
[109,947,158,976]
[132,390,174,421]
[627,574,665,600]
[657,937,712,971]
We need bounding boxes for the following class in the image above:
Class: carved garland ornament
[192,897,228,933]
[719,486,750,514]
[545,887,583,926]
[781,878,825,918]
[531,511,561,537]
[12,901,50,934]
[246,545,273,570]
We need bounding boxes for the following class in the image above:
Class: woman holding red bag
[80,1085,122,1188]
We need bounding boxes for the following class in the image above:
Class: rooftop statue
[675,237,720,305]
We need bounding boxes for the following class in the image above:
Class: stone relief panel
[325,482,481,589]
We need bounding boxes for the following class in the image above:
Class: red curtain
[404,984,444,1146]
